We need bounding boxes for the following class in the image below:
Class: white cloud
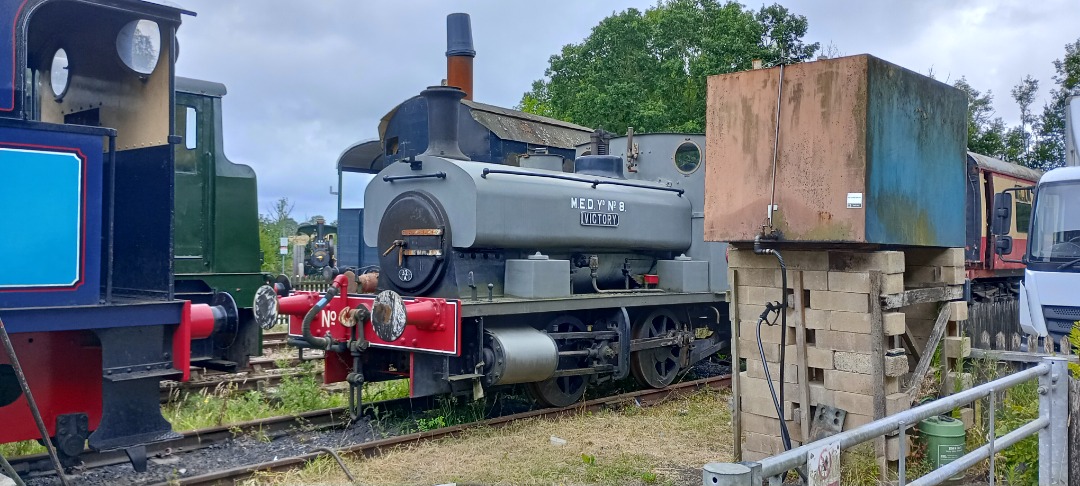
[174,1,1080,218]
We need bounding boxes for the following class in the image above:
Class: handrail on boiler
[480,168,685,196]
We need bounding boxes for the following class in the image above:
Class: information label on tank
[580,211,620,227]
[846,192,864,209]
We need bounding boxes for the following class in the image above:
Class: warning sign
[807,441,840,486]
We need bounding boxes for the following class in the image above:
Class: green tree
[518,0,819,134]
[755,4,818,66]
[1002,125,1027,163]
[954,77,1008,159]
[1031,38,1080,170]
[1010,75,1040,161]
[258,197,298,274]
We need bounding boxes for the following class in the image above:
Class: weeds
[0,440,44,458]
[400,395,486,434]
[572,453,662,485]
[1069,325,1080,378]
[363,379,408,402]
[991,380,1039,483]
[414,416,447,432]
[838,443,879,486]
[164,370,347,432]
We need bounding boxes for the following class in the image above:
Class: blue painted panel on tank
[0,148,83,286]
[0,125,102,308]
[865,57,968,247]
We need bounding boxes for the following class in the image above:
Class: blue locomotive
[0,0,267,471]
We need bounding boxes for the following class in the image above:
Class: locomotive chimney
[420,85,470,161]
[445,13,475,100]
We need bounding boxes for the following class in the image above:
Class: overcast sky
[173,1,1080,221]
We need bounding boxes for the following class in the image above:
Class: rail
[703,356,1070,485]
[480,168,686,196]
[157,375,731,485]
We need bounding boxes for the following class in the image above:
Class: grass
[912,354,1040,485]
[164,362,350,431]
[836,330,1045,486]
[0,439,44,459]
[244,387,733,486]
[0,368,410,460]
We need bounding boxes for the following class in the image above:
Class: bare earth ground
[244,387,733,486]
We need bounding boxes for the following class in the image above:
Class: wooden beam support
[729,269,741,462]
[904,304,951,396]
[881,285,964,310]
[792,271,811,443]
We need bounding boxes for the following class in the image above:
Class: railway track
[158,333,321,402]
[260,331,293,355]
[11,375,729,485]
[159,366,324,403]
[163,375,730,485]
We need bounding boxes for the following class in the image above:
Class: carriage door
[173,94,212,272]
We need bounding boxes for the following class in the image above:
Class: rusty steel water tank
[703,54,968,247]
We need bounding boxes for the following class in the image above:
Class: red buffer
[278,275,460,386]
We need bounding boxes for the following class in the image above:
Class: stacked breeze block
[730,246,969,462]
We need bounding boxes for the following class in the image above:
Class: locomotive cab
[173,77,265,371]
[0,0,245,470]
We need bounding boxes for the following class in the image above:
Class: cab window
[175,105,199,173]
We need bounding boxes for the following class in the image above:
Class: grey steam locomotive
[340,85,731,407]
[284,14,730,410]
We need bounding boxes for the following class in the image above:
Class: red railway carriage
[964,152,1043,336]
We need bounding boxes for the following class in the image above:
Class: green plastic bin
[919,415,966,480]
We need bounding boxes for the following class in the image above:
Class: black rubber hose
[753,237,793,452]
[756,316,792,448]
[302,286,339,350]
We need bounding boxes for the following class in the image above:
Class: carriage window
[50,48,69,98]
[674,140,701,174]
[1015,188,1033,234]
[116,19,161,75]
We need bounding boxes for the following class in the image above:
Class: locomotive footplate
[459,291,726,318]
[275,274,728,410]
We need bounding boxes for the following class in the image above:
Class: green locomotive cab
[173,77,266,370]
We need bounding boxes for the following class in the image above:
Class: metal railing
[703,356,1070,485]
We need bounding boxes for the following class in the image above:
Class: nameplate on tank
[570,197,625,213]
[580,211,620,227]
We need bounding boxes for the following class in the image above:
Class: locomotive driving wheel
[527,315,589,408]
[630,308,685,388]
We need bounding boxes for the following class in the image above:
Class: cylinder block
[483,327,558,386]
